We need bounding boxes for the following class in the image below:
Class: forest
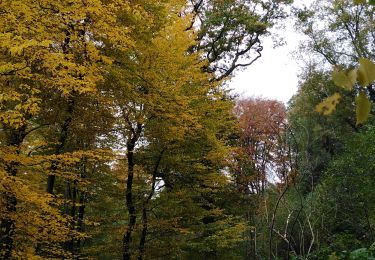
[1,0,375,259]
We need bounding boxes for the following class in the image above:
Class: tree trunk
[0,127,26,258]
[137,208,148,260]
[46,98,75,194]
[138,151,163,260]
[0,171,17,259]
[122,120,142,260]
[68,181,78,256]
[75,156,88,258]
[123,146,137,260]
[76,193,86,258]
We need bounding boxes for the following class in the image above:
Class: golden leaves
[332,68,357,90]
[9,40,52,57]
[356,91,372,125]
[0,87,41,129]
[353,0,366,4]
[316,58,375,124]
[315,93,341,116]
[0,1,135,255]
[358,58,375,87]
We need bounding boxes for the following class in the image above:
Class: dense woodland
[1,0,375,259]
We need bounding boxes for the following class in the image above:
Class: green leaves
[332,68,357,90]
[356,91,371,125]
[358,58,375,87]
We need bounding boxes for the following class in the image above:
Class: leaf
[332,68,357,90]
[356,91,371,125]
[358,58,375,87]
[370,0,375,6]
[315,93,341,116]
[353,0,365,4]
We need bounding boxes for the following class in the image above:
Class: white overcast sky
[229,0,311,104]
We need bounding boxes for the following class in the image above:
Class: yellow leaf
[356,91,371,125]
[332,68,357,90]
[353,0,365,4]
[315,93,341,116]
[358,58,375,87]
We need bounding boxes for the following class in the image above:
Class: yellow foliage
[0,0,137,257]
[315,93,342,115]
[323,58,375,124]
[0,0,240,258]
[358,58,375,87]
[356,91,372,125]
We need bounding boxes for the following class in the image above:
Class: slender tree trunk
[46,174,56,194]
[76,193,86,258]
[123,120,142,260]
[0,127,26,258]
[138,208,148,260]
[75,156,88,258]
[69,181,78,256]
[137,151,164,260]
[269,185,289,260]
[0,163,18,259]
[46,98,75,194]
[123,144,137,260]
[46,23,75,195]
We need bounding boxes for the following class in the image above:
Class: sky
[229,1,310,104]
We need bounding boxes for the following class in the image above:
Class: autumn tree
[0,0,135,257]
[105,2,247,257]
[233,98,290,194]
[230,97,298,259]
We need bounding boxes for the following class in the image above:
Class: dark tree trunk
[63,180,72,254]
[46,174,56,194]
[0,170,17,259]
[123,146,137,260]
[137,151,163,260]
[122,121,142,260]
[137,208,148,260]
[68,181,78,256]
[76,192,86,258]
[0,127,26,258]
[75,156,88,258]
[46,98,75,194]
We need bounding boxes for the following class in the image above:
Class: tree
[92,1,246,258]
[233,97,289,194]
[295,0,375,67]
[288,68,356,193]
[304,125,375,258]
[295,0,375,124]
[0,0,135,257]
[231,97,298,259]
[188,0,292,81]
